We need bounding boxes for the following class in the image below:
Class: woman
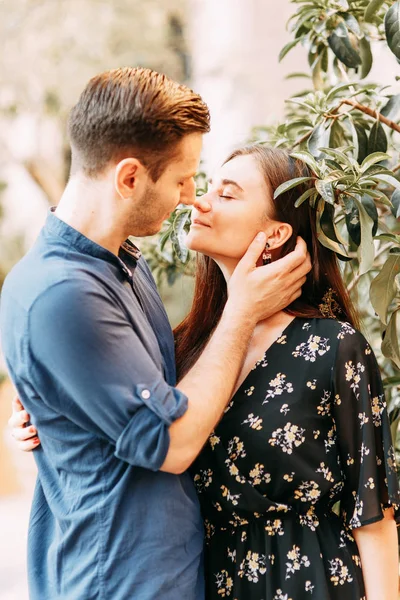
[176,145,400,599]
[11,145,400,599]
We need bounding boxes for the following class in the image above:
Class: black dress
[192,318,400,600]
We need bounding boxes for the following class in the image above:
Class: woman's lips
[191,218,211,227]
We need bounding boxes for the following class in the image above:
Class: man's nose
[193,193,212,213]
[180,178,197,206]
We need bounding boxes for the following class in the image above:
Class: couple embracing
[2,67,399,600]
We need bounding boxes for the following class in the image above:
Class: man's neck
[55,175,126,255]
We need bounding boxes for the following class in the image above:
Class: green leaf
[364,188,393,207]
[328,22,361,68]
[375,232,400,243]
[382,309,400,369]
[285,72,311,80]
[385,1,400,61]
[290,151,320,173]
[370,255,400,324]
[343,115,359,159]
[318,146,356,170]
[308,122,330,157]
[273,176,313,199]
[364,0,386,22]
[279,38,302,62]
[362,165,393,177]
[360,151,391,172]
[320,203,343,244]
[371,173,400,191]
[361,195,378,236]
[391,188,400,218]
[315,179,336,204]
[316,201,349,259]
[383,375,400,387]
[329,120,345,148]
[159,228,172,252]
[287,97,319,113]
[326,82,360,103]
[355,197,375,274]
[294,187,317,207]
[172,210,191,262]
[381,94,400,120]
[343,14,361,38]
[368,121,388,154]
[355,124,369,163]
[312,52,325,90]
[359,37,373,79]
[286,119,313,131]
[344,197,361,246]
[321,47,329,72]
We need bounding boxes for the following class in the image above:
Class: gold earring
[262,242,272,266]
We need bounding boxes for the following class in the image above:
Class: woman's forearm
[353,508,398,600]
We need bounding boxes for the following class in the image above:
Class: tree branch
[340,99,400,134]
[290,128,315,150]
[290,96,400,152]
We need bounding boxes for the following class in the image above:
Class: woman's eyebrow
[208,178,244,192]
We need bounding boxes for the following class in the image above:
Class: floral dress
[192,318,400,600]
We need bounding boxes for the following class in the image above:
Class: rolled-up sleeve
[28,277,188,471]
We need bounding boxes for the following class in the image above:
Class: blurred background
[0,1,399,598]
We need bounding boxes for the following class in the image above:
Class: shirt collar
[45,208,142,275]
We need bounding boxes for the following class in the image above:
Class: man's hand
[8,396,40,451]
[227,234,310,325]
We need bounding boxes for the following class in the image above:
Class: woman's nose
[193,193,212,213]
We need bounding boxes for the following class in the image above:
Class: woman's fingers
[8,408,30,429]
[18,438,40,452]
[7,394,40,451]
[11,424,37,442]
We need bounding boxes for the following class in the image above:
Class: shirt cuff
[115,381,188,471]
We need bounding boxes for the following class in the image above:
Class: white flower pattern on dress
[285,545,310,579]
[292,335,330,362]
[329,558,354,585]
[269,422,306,454]
[238,551,267,583]
[263,373,294,402]
[371,394,386,427]
[242,413,263,430]
[193,469,213,493]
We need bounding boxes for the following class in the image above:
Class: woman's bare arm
[352,508,398,600]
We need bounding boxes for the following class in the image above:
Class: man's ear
[114,158,146,200]
[267,222,293,250]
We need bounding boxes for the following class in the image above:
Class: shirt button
[141,389,151,400]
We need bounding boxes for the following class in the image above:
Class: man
[2,67,310,599]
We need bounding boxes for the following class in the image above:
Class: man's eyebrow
[208,178,244,192]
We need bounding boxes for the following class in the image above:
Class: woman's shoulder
[303,317,372,355]
[299,317,369,345]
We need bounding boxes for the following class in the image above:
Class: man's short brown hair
[67,67,210,180]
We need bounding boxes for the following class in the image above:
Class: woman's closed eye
[219,189,235,200]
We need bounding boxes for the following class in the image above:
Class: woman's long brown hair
[174,145,359,380]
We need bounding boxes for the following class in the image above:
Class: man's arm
[9,234,310,473]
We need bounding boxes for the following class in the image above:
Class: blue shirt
[0,211,204,600]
